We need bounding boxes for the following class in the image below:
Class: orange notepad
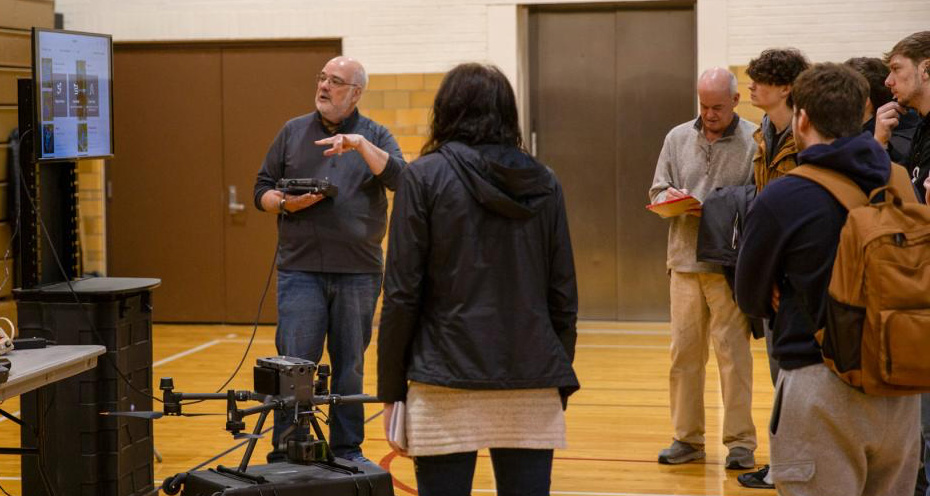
[646,196,701,218]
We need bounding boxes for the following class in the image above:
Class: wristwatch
[279,197,287,214]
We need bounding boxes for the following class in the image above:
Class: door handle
[228,185,246,213]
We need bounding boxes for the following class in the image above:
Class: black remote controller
[13,337,48,349]
[275,178,338,198]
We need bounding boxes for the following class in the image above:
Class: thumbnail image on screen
[42,124,54,154]
[34,29,112,161]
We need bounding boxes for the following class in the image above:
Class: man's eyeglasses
[317,73,359,89]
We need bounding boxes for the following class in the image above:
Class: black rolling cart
[14,278,160,496]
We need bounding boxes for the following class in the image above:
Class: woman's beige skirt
[404,381,567,457]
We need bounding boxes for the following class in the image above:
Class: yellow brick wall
[78,159,106,276]
[359,72,445,163]
[359,72,444,322]
[732,65,764,126]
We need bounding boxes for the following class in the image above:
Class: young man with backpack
[735,63,922,496]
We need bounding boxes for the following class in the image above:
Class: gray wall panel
[531,4,696,321]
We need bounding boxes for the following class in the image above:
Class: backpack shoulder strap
[787,164,868,211]
[889,163,919,203]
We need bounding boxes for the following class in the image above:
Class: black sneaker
[737,465,775,489]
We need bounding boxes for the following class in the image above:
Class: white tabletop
[0,345,107,401]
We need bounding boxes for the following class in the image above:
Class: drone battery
[180,460,393,496]
[253,365,280,396]
[253,357,315,402]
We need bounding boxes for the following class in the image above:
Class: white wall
[56,0,930,74]
[56,0,492,74]
[727,0,930,64]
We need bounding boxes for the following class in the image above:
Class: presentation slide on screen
[36,31,111,160]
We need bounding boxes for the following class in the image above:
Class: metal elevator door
[530,5,696,320]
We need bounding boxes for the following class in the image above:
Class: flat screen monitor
[32,28,114,162]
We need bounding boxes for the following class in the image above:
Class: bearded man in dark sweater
[736,63,920,496]
[254,56,405,463]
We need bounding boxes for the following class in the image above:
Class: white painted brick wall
[54,0,930,73]
[54,0,492,74]
[728,0,930,64]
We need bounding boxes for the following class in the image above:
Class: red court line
[380,451,418,495]
[478,453,659,464]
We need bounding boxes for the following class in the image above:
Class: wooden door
[221,44,339,323]
[531,10,618,319]
[530,4,696,320]
[614,8,696,320]
[109,47,226,321]
[109,41,340,322]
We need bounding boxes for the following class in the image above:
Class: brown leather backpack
[788,163,930,396]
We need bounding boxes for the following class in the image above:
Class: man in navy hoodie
[735,63,920,496]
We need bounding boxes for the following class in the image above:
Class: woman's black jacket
[377,142,580,404]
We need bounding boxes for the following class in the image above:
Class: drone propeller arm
[176,392,244,401]
[313,393,381,405]
[235,398,287,419]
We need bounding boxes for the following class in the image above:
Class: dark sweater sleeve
[735,196,782,319]
[548,184,579,363]
[372,126,406,191]
[253,125,287,211]
[377,165,429,403]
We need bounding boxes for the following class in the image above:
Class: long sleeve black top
[254,110,405,273]
[377,142,580,403]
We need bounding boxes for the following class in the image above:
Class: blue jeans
[414,449,553,496]
[271,270,382,459]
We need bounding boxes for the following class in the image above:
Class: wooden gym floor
[0,321,776,495]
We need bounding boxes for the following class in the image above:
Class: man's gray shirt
[648,116,756,273]
[254,109,405,273]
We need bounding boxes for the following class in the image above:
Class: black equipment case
[179,460,394,496]
[15,277,160,496]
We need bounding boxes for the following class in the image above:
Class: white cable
[0,317,14,355]
[0,317,14,340]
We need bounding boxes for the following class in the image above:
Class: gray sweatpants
[770,363,920,496]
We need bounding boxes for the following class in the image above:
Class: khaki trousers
[669,271,756,450]
[771,364,919,496]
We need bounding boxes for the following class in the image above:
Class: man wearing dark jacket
[253,56,405,463]
[736,63,920,496]
[875,31,930,203]
[875,33,930,496]
[845,57,920,166]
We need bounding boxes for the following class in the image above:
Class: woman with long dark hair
[377,63,580,496]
